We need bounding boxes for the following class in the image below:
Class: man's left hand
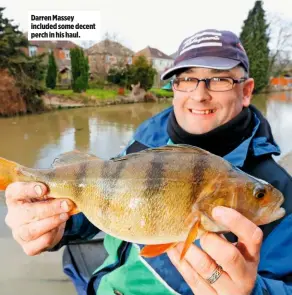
[167,206,263,295]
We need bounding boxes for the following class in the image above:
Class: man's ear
[242,78,255,107]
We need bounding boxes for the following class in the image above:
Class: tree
[0,7,46,113]
[240,0,270,93]
[70,47,89,93]
[45,51,57,89]
[267,14,292,76]
[107,56,157,91]
[128,56,157,91]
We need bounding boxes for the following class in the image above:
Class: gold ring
[206,264,223,284]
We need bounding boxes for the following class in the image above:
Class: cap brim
[161,56,241,80]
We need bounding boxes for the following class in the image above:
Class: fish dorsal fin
[145,144,211,155]
[51,150,101,167]
[112,144,210,162]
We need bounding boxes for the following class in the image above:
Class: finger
[13,213,69,243]
[167,246,217,295]
[212,206,263,259]
[5,182,48,204]
[5,198,74,228]
[201,232,247,283]
[49,221,67,250]
[175,242,239,295]
[21,228,61,256]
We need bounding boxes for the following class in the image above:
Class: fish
[0,144,286,260]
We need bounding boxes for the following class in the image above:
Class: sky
[1,0,291,55]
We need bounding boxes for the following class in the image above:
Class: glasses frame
[172,76,248,92]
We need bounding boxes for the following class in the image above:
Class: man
[4,29,292,295]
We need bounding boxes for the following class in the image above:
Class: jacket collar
[133,105,281,167]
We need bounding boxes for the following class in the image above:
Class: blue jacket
[58,105,292,295]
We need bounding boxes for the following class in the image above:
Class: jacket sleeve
[251,214,292,295]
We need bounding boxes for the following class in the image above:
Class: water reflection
[0,92,291,170]
[0,102,171,169]
[266,92,292,159]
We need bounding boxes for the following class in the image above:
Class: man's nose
[189,80,211,102]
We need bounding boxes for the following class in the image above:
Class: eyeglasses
[172,77,248,92]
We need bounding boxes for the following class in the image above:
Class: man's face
[172,67,254,134]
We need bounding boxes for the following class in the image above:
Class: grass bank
[48,88,128,101]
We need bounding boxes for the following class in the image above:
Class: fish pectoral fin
[52,150,101,168]
[140,243,177,258]
[180,219,200,261]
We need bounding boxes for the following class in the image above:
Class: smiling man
[4,29,292,295]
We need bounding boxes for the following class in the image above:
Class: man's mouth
[189,109,216,115]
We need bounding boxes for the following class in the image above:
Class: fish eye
[254,187,266,199]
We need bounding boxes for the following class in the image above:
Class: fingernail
[34,185,43,197]
[61,201,69,212]
[60,213,68,220]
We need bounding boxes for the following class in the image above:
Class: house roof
[86,39,134,56]
[170,51,178,59]
[23,32,80,49]
[135,46,173,60]
[29,40,79,49]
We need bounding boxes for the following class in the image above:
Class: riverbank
[42,88,173,110]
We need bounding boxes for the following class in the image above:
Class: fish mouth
[270,197,286,221]
[258,197,286,224]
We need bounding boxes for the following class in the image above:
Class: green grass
[149,88,173,98]
[48,88,123,100]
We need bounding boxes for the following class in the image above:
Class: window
[63,49,70,59]
[127,57,132,64]
[28,46,37,57]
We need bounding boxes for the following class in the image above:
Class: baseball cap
[161,29,249,80]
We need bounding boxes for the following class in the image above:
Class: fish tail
[0,157,19,190]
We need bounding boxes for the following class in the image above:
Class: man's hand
[167,206,263,295]
[5,182,75,256]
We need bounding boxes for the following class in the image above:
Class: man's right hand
[4,182,75,256]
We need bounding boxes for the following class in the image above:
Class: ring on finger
[206,264,223,284]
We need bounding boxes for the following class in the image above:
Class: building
[134,46,174,87]
[22,37,80,85]
[85,39,134,78]
[134,46,174,74]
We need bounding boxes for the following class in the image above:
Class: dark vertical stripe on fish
[191,156,206,201]
[73,162,89,200]
[143,152,165,235]
[100,159,127,214]
[145,152,164,196]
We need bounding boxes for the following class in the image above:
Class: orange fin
[180,220,200,261]
[0,157,18,191]
[140,243,177,258]
[68,206,81,216]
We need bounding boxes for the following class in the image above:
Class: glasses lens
[174,78,198,92]
[209,78,233,91]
